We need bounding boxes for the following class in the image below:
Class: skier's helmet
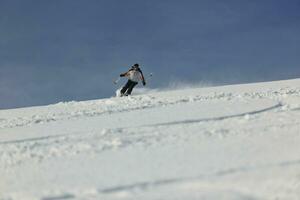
[132,63,139,69]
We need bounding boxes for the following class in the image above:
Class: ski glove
[120,74,125,77]
[143,81,146,86]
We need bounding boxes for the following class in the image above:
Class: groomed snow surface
[1,79,300,200]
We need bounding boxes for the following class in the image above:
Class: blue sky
[0,0,300,109]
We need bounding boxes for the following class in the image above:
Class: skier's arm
[120,68,135,77]
[120,72,127,77]
[120,69,131,77]
[139,69,146,86]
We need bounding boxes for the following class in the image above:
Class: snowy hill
[1,78,300,200]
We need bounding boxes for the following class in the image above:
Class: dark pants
[121,80,138,95]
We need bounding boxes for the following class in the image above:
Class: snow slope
[1,78,300,200]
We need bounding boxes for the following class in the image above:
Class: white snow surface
[1,79,300,200]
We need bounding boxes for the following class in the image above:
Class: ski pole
[113,77,120,85]
[147,73,153,81]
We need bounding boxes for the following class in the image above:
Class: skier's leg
[121,80,131,95]
[126,81,138,95]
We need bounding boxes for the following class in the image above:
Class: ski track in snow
[0,86,299,129]
[1,79,300,200]
[9,160,300,200]
[0,96,287,168]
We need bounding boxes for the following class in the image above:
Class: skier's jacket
[120,67,146,84]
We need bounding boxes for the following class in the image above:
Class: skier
[119,63,146,96]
